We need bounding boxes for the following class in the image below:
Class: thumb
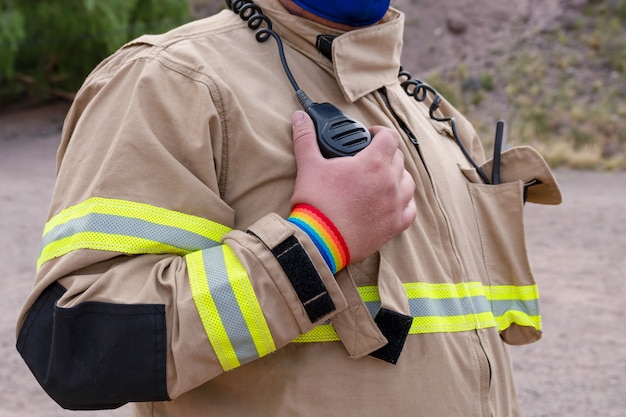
[291,110,322,164]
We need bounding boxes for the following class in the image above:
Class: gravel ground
[513,169,626,417]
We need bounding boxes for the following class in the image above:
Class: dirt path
[0,103,130,417]
[1,102,624,417]
[513,169,626,417]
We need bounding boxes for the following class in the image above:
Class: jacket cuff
[246,213,347,332]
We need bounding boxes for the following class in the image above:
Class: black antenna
[492,120,505,185]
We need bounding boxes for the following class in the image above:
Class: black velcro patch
[271,235,335,322]
[369,308,413,365]
[17,283,169,410]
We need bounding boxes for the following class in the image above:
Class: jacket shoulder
[85,10,250,84]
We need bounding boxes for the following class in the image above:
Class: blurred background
[2,0,625,169]
[1,1,625,416]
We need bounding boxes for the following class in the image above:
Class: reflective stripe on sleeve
[186,248,276,371]
[293,282,540,343]
[39,197,276,372]
[38,197,232,269]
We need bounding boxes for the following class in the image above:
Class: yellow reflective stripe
[410,311,496,333]
[404,281,487,299]
[39,232,188,269]
[187,246,276,372]
[484,284,541,331]
[292,310,499,343]
[357,282,490,302]
[495,310,541,332]
[357,285,382,302]
[43,197,231,239]
[222,246,276,358]
[38,197,232,268]
[187,250,240,371]
[292,324,340,343]
[293,282,540,343]
[484,284,539,301]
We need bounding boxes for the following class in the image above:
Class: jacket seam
[130,54,231,199]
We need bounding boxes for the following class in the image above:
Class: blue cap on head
[292,0,391,26]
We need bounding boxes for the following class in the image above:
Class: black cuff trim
[17,283,169,410]
[271,235,336,322]
[369,308,413,365]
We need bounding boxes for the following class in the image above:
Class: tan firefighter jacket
[16,1,562,416]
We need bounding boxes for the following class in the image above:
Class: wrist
[287,204,350,274]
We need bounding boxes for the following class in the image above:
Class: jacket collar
[255,0,405,102]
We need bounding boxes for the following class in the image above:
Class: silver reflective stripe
[409,295,491,316]
[491,298,539,317]
[369,295,538,321]
[37,197,231,269]
[363,295,492,318]
[41,213,220,252]
[201,249,261,366]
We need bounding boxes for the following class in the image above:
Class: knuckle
[379,130,399,148]
[293,128,312,143]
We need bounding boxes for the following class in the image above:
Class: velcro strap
[369,308,413,365]
[271,236,336,322]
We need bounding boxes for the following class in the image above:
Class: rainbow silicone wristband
[287,204,350,274]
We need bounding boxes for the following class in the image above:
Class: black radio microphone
[296,90,371,158]
[227,0,372,158]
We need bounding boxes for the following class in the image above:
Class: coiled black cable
[225,0,301,92]
[227,0,271,41]
[398,68,491,184]
[225,0,492,179]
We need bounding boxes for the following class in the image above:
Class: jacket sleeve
[15,51,347,410]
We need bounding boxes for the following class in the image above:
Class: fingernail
[293,110,305,127]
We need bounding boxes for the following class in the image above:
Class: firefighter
[16,0,561,415]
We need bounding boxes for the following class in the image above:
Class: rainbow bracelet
[287,204,350,274]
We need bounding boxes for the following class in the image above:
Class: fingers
[391,148,405,179]
[292,114,400,167]
[289,114,417,263]
[398,170,417,228]
[400,197,417,230]
[367,125,401,158]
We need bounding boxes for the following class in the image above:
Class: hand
[290,110,416,263]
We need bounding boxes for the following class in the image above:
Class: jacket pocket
[468,180,542,345]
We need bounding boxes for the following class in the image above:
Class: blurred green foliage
[0,0,190,104]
